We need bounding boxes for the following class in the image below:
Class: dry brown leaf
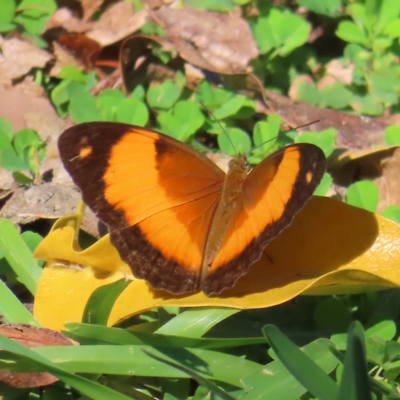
[87,2,148,46]
[81,0,104,21]
[50,33,102,75]
[0,37,52,85]
[46,8,92,33]
[0,324,76,388]
[375,147,400,212]
[0,183,79,224]
[263,90,387,150]
[152,6,258,73]
[325,59,354,85]
[0,82,61,132]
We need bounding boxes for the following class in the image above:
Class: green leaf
[21,231,43,254]
[365,318,396,341]
[33,345,260,388]
[218,127,252,156]
[0,116,14,141]
[297,0,341,17]
[143,349,236,400]
[184,0,234,12]
[240,338,338,400]
[97,89,126,121]
[132,84,145,101]
[383,19,400,38]
[336,21,369,46]
[57,66,88,83]
[0,0,16,26]
[337,321,372,400]
[157,112,183,139]
[146,81,181,109]
[156,309,240,337]
[116,98,149,126]
[158,101,204,141]
[253,117,280,154]
[270,9,311,56]
[0,280,39,326]
[381,205,400,223]
[351,94,384,115]
[369,68,400,105]
[296,80,319,106]
[252,16,274,54]
[69,91,100,123]
[13,171,33,184]
[319,81,352,109]
[0,334,133,400]
[13,129,40,157]
[263,325,339,400]
[213,95,246,120]
[376,0,400,33]
[0,130,12,151]
[345,181,379,212]
[0,148,30,171]
[384,125,400,146]
[296,129,336,157]
[0,218,42,295]
[82,279,132,326]
[65,322,267,349]
[314,173,333,196]
[17,0,56,16]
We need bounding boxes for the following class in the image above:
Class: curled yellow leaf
[34,197,400,331]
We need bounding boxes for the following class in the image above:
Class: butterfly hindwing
[203,144,326,295]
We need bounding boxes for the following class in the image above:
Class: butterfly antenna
[199,101,238,155]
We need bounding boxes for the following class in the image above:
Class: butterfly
[58,122,326,295]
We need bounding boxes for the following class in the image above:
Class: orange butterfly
[58,122,326,295]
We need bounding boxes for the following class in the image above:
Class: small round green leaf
[345,180,379,212]
[218,127,251,156]
[116,98,149,126]
[384,125,400,146]
[146,81,181,109]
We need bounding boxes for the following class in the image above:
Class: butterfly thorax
[201,153,249,281]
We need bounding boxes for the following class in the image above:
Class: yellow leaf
[34,197,400,331]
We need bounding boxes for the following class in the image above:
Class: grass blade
[65,322,267,348]
[0,333,135,400]
[0,280,39,326]
[156,308,240,337]
[82,279,131,325]
[143,348,236,400]
[0,218,41,295]
[263,325,339,400]
[337,321,372,400]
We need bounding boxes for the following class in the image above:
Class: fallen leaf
[264,90,388,150]
[86,2,148,46]
[52,33,102,73]
[374,147,400,212]
[151,6,258,73]
[81,0,104,21]
[45,8,92,33]
[33,196,400,331]
[0,37,52,86]
[0,324,76,388]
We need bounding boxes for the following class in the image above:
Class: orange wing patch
[58,123,326,295]
[203,145,325,295]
